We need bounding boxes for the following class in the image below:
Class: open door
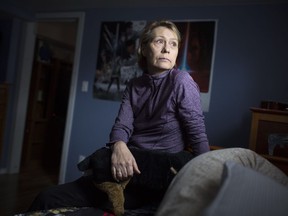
[22,57,73,176]
[21,22,76,180]
[8,12,85,184]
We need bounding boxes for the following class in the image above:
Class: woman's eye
[155,39,164,44]
[170,41,178,48]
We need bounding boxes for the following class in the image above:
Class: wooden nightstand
[249,107,288,175]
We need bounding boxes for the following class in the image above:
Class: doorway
[8,12,84,184]
[21,21,77,180]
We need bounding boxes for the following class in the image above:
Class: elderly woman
[110,20,209,182]
[28,20,209,214]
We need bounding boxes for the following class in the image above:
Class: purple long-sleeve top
[109,69,210,156]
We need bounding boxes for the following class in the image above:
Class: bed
[156,148,288,216]
[17,148,288,216]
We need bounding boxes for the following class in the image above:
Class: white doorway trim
[8,21,36,174]
[8,12,85,184]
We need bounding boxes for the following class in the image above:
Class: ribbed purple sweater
[109,69,209,156]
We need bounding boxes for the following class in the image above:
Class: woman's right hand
[111,141,141,182]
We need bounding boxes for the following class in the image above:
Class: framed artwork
[93,20,217,112]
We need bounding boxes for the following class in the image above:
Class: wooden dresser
[249,107,288,175]
[0,84,9,156]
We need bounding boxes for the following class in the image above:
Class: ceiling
[3,0,287,12]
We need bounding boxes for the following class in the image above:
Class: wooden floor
[0,163,58,216]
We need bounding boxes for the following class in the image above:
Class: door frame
[8,12,85,184]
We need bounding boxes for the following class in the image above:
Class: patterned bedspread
[16,206,156,216]
[15,207,111,216]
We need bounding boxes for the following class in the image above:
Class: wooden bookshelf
[0,84,9,157]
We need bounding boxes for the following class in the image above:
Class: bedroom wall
[0,4,37,172]
[1,3,288,181]
[64,4,288,181]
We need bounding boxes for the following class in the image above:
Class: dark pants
[28,176,164,213]
[28,176,107,211]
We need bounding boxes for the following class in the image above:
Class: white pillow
[203,161,288,216]
[156,148,288,216]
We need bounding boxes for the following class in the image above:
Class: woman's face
[142,26,179,75]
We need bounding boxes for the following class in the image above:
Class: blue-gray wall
[1,4,288,182]
[66,4,288,182]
